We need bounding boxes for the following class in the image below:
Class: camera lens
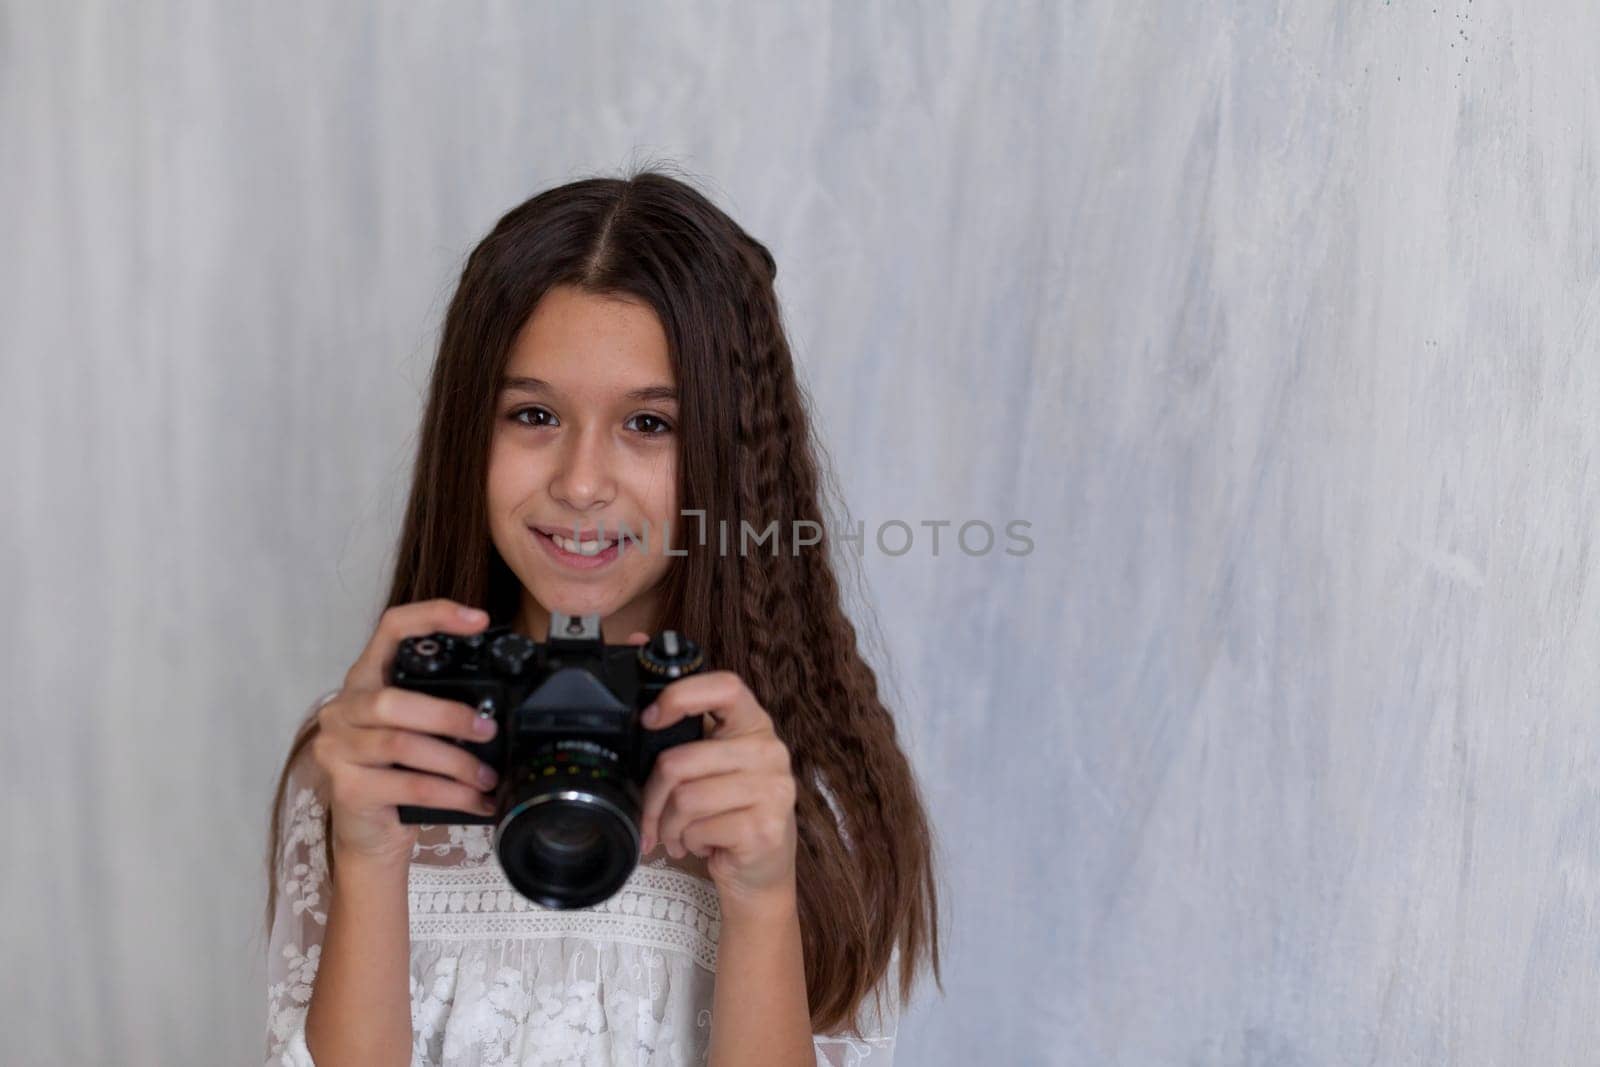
[531,808,604,854]
[493,741,641,910]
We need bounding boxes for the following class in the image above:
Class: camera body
[388,612,706,909]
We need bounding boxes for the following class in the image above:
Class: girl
[263,168,942,1066]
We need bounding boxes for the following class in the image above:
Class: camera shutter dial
[637,630,704,678]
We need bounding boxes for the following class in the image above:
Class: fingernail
[478,764,498,789]
[640,832,654,854]
[642,703,659,726]
[474,715,497,737]
[459,606,487,622]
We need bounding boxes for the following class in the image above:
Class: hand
[624,633,799,909]
[309,599,503,868]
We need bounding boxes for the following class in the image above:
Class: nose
[547,424,616,512]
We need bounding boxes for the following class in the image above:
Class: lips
[529,523,627,570]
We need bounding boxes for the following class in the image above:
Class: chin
[526,573,636,617]
[527,583,613,615]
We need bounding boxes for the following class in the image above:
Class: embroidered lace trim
[408,860,723,972]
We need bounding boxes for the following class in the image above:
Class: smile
[531,526,624,570]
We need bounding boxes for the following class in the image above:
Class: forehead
[505,286,673,389]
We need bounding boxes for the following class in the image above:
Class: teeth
[550,533,614,556]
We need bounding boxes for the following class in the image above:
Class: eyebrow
[500,376,678,403]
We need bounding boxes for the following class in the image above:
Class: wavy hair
[263,164,943,1036]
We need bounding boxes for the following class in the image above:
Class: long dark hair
[264,164,943,1035]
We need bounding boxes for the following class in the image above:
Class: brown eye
[627,413,673,436]
[510,406,557,427]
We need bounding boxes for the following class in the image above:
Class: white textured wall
[5,2,1599,1064]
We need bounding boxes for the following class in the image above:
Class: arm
[636,669,900,1065]
[266,753,331,1066]
[707,889,816,1067]
[303,851,414,1065]
[270,602,501,1065]
[709,890,901,1067]
[265,741,415,1066]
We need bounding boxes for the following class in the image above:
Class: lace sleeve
[265,692,339,1066]
[810,967,899,1066]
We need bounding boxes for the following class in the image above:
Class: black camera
[389,612,707,909]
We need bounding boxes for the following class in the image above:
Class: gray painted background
[4,2,1597,1064]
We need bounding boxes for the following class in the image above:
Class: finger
[680,807,792,863]
[624,631,650,646]
[337,687,500,744]
[641,671,768,738]
[345,725,499,792]
[334,763,497,819]
[345,599,490,692]
[638,735,777,850]
[655,772,760,859]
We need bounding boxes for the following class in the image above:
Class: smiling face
[487,285,680,641]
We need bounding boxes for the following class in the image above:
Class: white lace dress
[265,729,897,1066]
